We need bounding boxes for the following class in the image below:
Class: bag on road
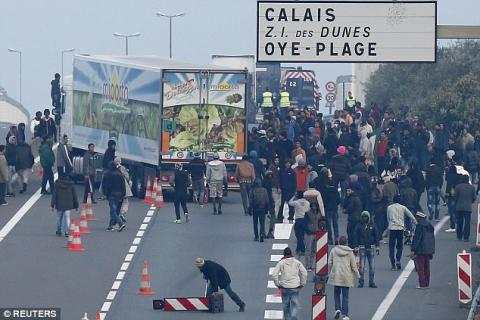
[208,293,224,313]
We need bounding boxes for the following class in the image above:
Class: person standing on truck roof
[83,143,98,203]
[188,152,206,207]
[206,152,227,215]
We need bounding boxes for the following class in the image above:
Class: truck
[63,55,248,195]
[281,67,321,110]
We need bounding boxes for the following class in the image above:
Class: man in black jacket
[343,184,363,248]
[278,160,296,222]
[195,258,246,312]
[100,140,116,200]
[102,161,126,231]
[425,159,444,221]
[352,211,380,288]
[187,153,206,206]
[411,212,435,289]
[38,109,57,142]
[172,163,190,224]
[249,179,271,242]
[454,174,476,241]
[15,140,34,194]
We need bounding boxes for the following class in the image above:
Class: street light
[61,48,75,87]
[7,48,22,105]
[156,11,186,59]
[113,32,141,56]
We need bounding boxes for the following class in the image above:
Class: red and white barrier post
[312,294,326,320]
[316,230,328,276]
[313,230,328,320]
[457,250,472,304]
[163,297,209,311]
[476,204,480,247]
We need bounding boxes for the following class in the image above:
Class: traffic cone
[155,181,164,208]
[79,207,91,234]
[81,312,89,320]
[144,177,153,204]
[95,311,101,320]
[68,221,85,252]
[86,194,96,221]
[65,220,76,249]
[137,260,155,295]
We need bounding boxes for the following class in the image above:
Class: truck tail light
[228,175,237,183]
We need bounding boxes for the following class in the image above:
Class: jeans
[253,208,266,238]
[57,210,71,233]
[7,165,17,194]
[281,288,300,320]
[41,166,54,192]
[272,188,282,217]
[359,246,375,285]
[456,211,471,241]
[294,218,305,254]
[334,286,349,316]
[192,179,204,203]
[239,182,252,215]
[207,283,243,307]
[174,194,189,220]
[325,209,339,242]
[389,230,404,266]
[83,175,95,203]
[278,190,295,220]
[415,254,431,288]
[447,198,456,229]
[0,182,6,203]
[346,221,358,248]
[108,199,123,227]
[305,234,316,269]
[427,187,441,220]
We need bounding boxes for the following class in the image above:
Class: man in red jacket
[295,159,308,192]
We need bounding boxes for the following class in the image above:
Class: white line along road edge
[371,216,449,320]
[99,204,156,320]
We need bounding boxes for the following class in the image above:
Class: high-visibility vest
[261,91,273,108]
[279,91,290,108]
[346,97,356,108]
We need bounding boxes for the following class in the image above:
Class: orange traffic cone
[155,181,164,208]
[65,220,76,249]
[68,221,85,252]
[86,194,96,221]
[144,177,153,204]
[79,207,90,234]
[137,260,155,296]
[95,310,101,320]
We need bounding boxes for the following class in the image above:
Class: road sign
[325,93,336,103]
[325,81,336,92]
[257,1,437,62]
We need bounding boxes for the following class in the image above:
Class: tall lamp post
[113,32,141,56]
[156,11,186,59]
[7,48,22,105]
[61,48,75,87]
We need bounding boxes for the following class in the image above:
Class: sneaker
[120,215,126,223]
[369,283,377,288]
[200,204,204,208]
[288,219,294,224]
[254,237,259,242]
[218,210,222,215]
[307,268,313,272]
[55,231,62,236]
[391,265,397,271]
[334,310,341,319]
[185,213,190,223]
[64,232,69,237]
[238,302,245,312]
[445,228,456,233]
[415,286,425,289]
[118,224,126,232]
[396,263,401,270]
[260,236,264,242]
[266,233,274,239]
[213,209,217,215]
[106,227,115,232]
[342,317,350,320]
[358,281,364,288]
[0,202,8,206]
[174,219,182,224]
[5,193,15,197]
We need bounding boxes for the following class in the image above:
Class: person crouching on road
[114,157,132,224]
[411,212,435,289]
[249,178,270,242]
[289,191,310,257]
[206,152,227,215]
[171,163,190,224]
[328,236,360,320]
[195,258,246,312]
[272,247,308,320]
[352,211,380,288]
[51,175,79,237]
[102,161,126,232]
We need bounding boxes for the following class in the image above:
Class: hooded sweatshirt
[272,256,307,289]
[303,187,325,216]
[206,159,227,182]
[288,197,310,219]
[352,211,379,248]
[327,245,360,288]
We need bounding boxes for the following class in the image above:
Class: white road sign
[325,81,336,92]
[325,92,336,103]
[257,1,437,63]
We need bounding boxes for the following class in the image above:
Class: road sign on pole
[325,93,336,103]
[325,81,336,92]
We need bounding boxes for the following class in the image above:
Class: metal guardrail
[468,285,480,320]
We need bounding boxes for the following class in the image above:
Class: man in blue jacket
[278,160,297,222]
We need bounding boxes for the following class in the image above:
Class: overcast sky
[0,0,479,116]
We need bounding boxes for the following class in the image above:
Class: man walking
[102,161,126,232]
[249,179,270,242]
[5,136,17,197]
[278,160,297,222]
[387,195,417,270]
[187,152,206,206]
[39,136,55,194]
[171,163,190,224]
[343,184,363,247]
[352,211,380,288]
[454,174,476,241]
[195,258,246,312]
[206,152,227,215]
[15,139,34,194]
[0,145,8,205]
[51,175,79,236]
[38,109,57,142]
[236,155,255,215]
[425,159,444,221]
[57,134,72,178]
[83,143,97,203]
[272,247,308,320]
[411,212,435,289]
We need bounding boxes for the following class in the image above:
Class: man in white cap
[206,152,227,215]
[411,212,435,289]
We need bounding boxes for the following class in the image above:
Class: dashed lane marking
[270,254,283,262]
[266,294,282,303]
[264,310,284,319]
[272,243,288,250]
[267,281,276,288]
[269,267,274,275]
[132,237,141,245]
[273,223,293,240]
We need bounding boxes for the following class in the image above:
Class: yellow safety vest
[346,97,356,108]
[261,91,273,108]
[279,91,290,108]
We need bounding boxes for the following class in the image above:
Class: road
[0,173,475,320]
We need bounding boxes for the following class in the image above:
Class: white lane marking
[116,272,125,280]
[146,211,154,217]
[0,172,58,243]
[267,281,276,288]
[269,267,275,275]
[139,223,148,230]
[136,231,144,237]
[264,310,283,319]
[143,216,152,223]
[106,290,117,300]
[266,294,282,303]
[120,262,130,271]
[274,223,293,240]
[125,254,134,262]
[132,237,141,245]
[270,255,283,262]
[272,243,288,250]
[99,313,106,320]
[371,216,449,320]
[128,245,137,253]
[101,302,112,312]
[111,281,121,290]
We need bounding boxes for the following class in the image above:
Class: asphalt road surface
[0,173,475,319]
